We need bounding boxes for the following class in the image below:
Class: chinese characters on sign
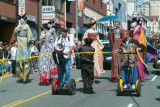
[19,0,25,16]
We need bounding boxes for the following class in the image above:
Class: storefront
[0,15,17,44]
[27,14,38,40]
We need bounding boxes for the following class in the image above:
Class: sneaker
[123,84,127,89]
[132,84,135,90]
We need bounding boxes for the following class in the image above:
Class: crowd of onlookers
[0,40,41,76]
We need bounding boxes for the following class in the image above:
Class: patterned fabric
[39,30,56,81]
[108,28,124,79]
[14,24,34,81]
[120,39,142,66]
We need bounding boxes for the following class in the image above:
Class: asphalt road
[0,62,160,107]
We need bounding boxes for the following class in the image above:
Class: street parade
[0,0,160,107]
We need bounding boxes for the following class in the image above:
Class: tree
[153,32,160,39]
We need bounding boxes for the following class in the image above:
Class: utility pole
[153,17,155,36]
[75,0,78,38]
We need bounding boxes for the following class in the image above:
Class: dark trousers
[12,60,16,75]
[81,64,94,90]
[31,58,37,70]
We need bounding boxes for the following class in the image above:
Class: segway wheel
[68,79,76,95]
[51,79,59,95]
[117,79,123,96]
[136,80,141,97]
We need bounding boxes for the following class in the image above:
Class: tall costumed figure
[14,13,34,83]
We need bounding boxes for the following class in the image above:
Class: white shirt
[54,35,75,59]
[11,46,17,59]
[31,46,39,55]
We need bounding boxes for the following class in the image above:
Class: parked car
[102,41,112,70]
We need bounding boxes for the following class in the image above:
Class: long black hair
[132,17,140,25]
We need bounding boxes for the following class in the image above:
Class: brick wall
[66,1,83,28]
[85,0,106,15]
[0,1,16,19]
[25,0,38,24]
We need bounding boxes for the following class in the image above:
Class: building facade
[146,16,159,35]
[40,0,66,37]
[138,2,150,16]
[0,0,39,44]
[121,0,128,30]
[84,0,107,40]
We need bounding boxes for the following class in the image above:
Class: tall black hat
[17,13,27,20]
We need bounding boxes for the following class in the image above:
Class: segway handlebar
[118,51,137,55]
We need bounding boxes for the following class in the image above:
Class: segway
[51,65,76,95]
[117,52,141,96]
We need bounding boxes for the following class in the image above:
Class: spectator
[30,41,39,73]
[2,42,9,74]
[11,41,17,77]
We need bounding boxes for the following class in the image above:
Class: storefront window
[42,0,47,6]
[66,1,71,13]
[54,0,64,11]
[48,0,53,6]
[6,0,14,2]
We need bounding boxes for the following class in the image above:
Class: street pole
[76,0,78,38]
[153,17,154,36]
[65,0,66,26]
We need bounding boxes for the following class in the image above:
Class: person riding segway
[116,30,143,96]
[52,26,76,95]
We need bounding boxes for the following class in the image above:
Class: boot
[88,87,96,94]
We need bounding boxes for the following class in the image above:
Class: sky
[138,0,144,5]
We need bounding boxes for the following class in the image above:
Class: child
[118,30,143,89]
[79,38,95,94]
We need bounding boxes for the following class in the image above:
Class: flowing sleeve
[13,26,19,37]
[26,24,34,42]
[46,33,54,51]
[139,28,147,55]
[82,30,89,45]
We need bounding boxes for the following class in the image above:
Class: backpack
[57,36,70,42]
[52,36,69,64]
[52,51,65,64]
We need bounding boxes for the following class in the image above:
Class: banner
[78,0,83,10]
[19,0,25,16]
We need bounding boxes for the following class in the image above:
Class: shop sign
[42,6,55,13]
[27,14,36,22]
[42,20,50,24]
[0,16,7,21]
[42,13,55,19]
[54,17,65,26]
[19,0,25,16]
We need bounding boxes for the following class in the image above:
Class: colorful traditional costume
[132,25,147,81]
[39,29,56,85]
[108,26,125,82]
[14,24,34,82]
[83,29,103,77]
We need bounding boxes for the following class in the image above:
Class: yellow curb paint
[2,100,23,107]
[9,91,52,107]
[4,77,82,107]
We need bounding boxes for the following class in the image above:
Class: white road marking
[151,75,158,81]
[127,104,133,107]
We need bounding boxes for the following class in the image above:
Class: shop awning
[74,26,89,34]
